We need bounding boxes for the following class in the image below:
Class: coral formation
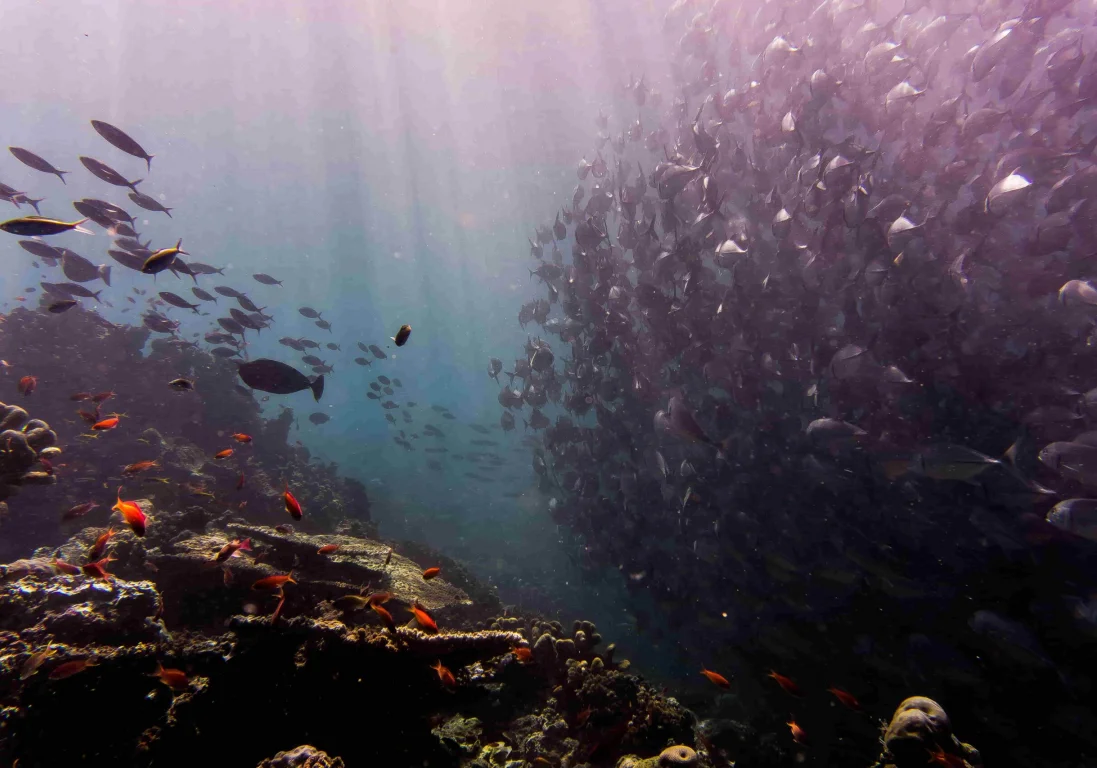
[874,697,982,768]
[0,399,57,501]
[256,745,345,768]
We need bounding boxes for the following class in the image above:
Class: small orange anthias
[422,566,441,580]
[371,601,396,630]
[87,527,116,561]
[251,571,295,592]
[409,601,438,633]
[513,647,532,662]
[91,415,120,431]
[283,481,302,520]
[927,746,969,767]
[18,375,37,396]
[213,448,234,459]
[214,537,252,564]
[152,663,189,690]
[787,718,807,745]
[768,670,803,697]
[231,433,252,443]
[81,555,116,581]
[112,487,147,537]
[827,686,860,710]
[317,543,340,555]
[431,660,455,687]
[700,667,731,689]
[122,460,158,475]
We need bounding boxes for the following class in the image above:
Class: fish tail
[146,156,153,173]
[311,375,325,402]
[56,170,68,184]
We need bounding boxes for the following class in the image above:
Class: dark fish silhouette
[128,191,172,217]
[159,291,201,314]
[237,359,324,401]
[253,273,283,286]
[90,120,154,171]
[79,156,141,192]
[9,147,68,183]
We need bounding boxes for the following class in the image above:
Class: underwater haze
[2,0,1097,766]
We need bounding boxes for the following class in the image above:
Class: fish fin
[311,375,325,402]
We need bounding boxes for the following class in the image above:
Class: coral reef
[256,745,345,768]
[0,398,57,502]
[0,305,371,563]
[874,697,982,768]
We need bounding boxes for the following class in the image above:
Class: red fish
[87,527,116,561]
[213,448,233,459]
[78,409,100,425]
[18,376,36,396]
[409,601,438,633]
[214,537,252,563]
[70,392,92,401]
[317,543,340,555]
[283,481,302,520]
[422,566,441,580]
[700,667,731,689]
[513,647,532,662]
[431,660,455,687]
[112,487,147,537]
[231,433,252,443]
[81,555,115,580]
[92,415,120,431]
[367,591,394,605]
[91,391,115,403]
[49,658,97,680]
[927,746,968,767]
[236,471,245,490]
[787,719,807,745]
[768,670,802,697]
[827,686,860,710]
[62,501,99,521]
[52,558,81,575]
[371,601,396,631]
[271,592,287,624]
[122,460,158,475]
[152,663,189,690]
[252,571,295,591]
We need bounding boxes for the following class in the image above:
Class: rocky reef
[0,304,371,564]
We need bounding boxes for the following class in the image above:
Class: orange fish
[283,481,302,520]
[252,571,296,591]
[112,487,147,537]
[122,460,158,475]
[700,667,731,689]
[576,707,592,726]
[152,663,189,690]
[271,592,287,624]
[513,647,532,662]
[409,601,438,633]
[231,433,252,443]
[768,670,802,697]
[78,409,100,425]
[317,543,340,555]
[927,746,968,767]
[87,527,116,561]
[431,660,455,687]
[827,686,860,710]
[371,601,396,631]
[787,719,807,745]
[18,375,37,396]
[70,392,92,401]
[49,658,97,680]
[422,566,441,580]
[52,558,81,575]
[214,448,234,459]
[91,391,115,403]
[214,537,251,563]
[236,471,245,491]
[81,555,115,580]
[92,415,120,431]
[367,591,394,605]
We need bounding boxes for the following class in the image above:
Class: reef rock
[876,696,982,768]
[257,744,345,768]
